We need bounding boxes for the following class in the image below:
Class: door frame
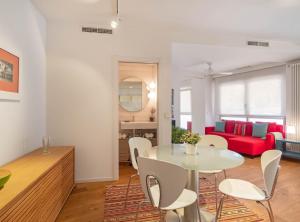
[112,56,160,180]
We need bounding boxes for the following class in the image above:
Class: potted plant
[172,126,187,144]
[180,132,201,155]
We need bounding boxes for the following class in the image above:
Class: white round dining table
[151,144,245,222]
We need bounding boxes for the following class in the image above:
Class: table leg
[184,170,215,222]
[184,170,200,222]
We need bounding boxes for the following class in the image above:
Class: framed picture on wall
[0,48,20,100]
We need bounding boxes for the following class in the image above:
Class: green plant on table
[180,132,201,145]
[172,127,187,144]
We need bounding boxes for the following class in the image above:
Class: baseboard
[75,177,114,183]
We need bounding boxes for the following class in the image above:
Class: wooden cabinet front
[0,147,74,222]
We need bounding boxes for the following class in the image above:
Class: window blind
[219,81,245,115]
[217,71,285,117]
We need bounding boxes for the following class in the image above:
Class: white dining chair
[217,150,282,222]
[136,156,215,222]
[124,137,152,208]
[197,135,228,149]
[197,135,228,211]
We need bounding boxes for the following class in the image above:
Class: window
[221,116,247,122]
[217,74,285,121]
[248,76,282,115]
[219,81,245,115]
[180,88,192,129]
[248,118,284,125]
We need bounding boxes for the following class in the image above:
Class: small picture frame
[0,48,20,101]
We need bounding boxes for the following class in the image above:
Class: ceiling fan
[184,61,233,80]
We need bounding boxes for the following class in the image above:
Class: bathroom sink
[120,121,158,130]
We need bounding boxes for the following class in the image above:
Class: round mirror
[119,77,149,112]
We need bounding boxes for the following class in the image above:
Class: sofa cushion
[215,121,225,132]
[256,122,277,133]
[225,120,235,133]
[267,122,277,133]
[252,123,268,138]
[234,122,247,136]
[245,122,253,136]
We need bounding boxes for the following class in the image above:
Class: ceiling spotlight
[111,18,119,29]
[111,0,120,29]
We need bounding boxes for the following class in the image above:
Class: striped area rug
[104,179,263,222]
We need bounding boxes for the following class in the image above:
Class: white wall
[47,22,172,182]
[0,0,47,165]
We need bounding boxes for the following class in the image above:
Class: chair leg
[256,200,274,222]
[267,200,275,222]
[124,174,137,209]
[135,200,147,222]
[214,174,218,212]
[172,210,182,222]
[216,195,225,220]
[223,170,227,179]
[196,203,202,222]
[160,210,165,222]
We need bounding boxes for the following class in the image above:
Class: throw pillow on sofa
[252,123,268,138]
[215,121,225,132]
[225,120,235,133]
[234,123,246,136]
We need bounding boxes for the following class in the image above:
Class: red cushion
[205,126,215,134]
[225,120,235,133]
[267,122,277,132]
[244,122,253,136]
[233,123,243,135]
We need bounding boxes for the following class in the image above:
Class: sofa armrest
[265,133,276,149]
[205,126,215,134]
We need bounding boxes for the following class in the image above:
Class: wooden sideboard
[0,146,74,222]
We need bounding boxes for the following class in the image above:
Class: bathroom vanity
[119,121,158,162]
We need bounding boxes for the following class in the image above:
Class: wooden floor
[56,157,300,222]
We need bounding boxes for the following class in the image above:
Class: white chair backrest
[261,150,282,197]
[197,135,228,149]
[128,137,152,170]
[137,157,187,208]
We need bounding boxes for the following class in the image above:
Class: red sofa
[204,121,285,157]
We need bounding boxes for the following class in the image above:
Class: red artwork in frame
[0,48,19,93]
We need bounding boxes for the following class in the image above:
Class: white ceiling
[172,42,300,75]
[32,0,300,42]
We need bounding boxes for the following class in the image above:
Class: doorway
[118,62,158,168]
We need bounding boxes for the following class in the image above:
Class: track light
[111,0,120,29]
